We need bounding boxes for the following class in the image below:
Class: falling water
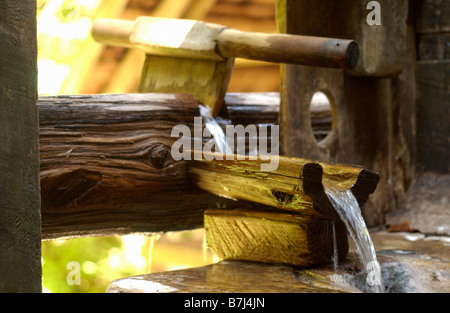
[199,105,384,292]
[325,187,384,293]
[199,105,229,153]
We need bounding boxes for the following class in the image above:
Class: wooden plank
[39,93,245,239]
[0,0,41,292]
[416,60,450,173]
[205,208,348,267]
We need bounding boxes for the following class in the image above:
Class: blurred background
[38,0,279,292]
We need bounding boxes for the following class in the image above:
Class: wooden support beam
[39,93,243,239]
[0,0,41,292]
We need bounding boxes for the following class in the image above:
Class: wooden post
[416,0,450,173]
[276,0,414,226]
[0,0,41,292]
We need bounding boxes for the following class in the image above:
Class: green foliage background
[42,237,133,293]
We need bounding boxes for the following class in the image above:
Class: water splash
[325,187,384,293]
[199,105,230,154]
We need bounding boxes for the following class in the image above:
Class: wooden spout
[194,154,379,267]
[189,153,380,219]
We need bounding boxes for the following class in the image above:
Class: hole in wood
[310,91,333,146]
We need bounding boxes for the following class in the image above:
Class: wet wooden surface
[107,260,361,293]
[107,230,450,293]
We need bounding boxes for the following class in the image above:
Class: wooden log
[189,153,379,218]
[39,93,245,239]
[221,92,332,143]
[204,208,349,267]
[0,0,41,292]
[189,154,331,217]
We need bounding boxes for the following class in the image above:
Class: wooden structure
[0,0,41,292]
[0,0,448,292]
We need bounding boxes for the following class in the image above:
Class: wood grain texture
[106,260,362,293]
[0,0,41,292]
[138,55,234,117]
[416,0,450,34]
[205,208,348,267]
[39,93,243,239]
[416,60,450,173]
[189,153,380,219]
[218,29,359,69]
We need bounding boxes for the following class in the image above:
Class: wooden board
[205,208,348,267]
[0,0,41,292]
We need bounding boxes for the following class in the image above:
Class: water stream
[199,105,229,154]
[200,108,384,292]
[325,187,384,293]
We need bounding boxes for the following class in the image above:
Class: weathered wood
[93,17,357,68]
[107,231,450,293]
[205,208,349,267]
[418,33,450,60]
[189,154,330,217]
[416,0,450,34]
[38,92,343,239]
[0,0,41,292]
[277,0,408,77]
[138,54,234,117]
[189,153,380,218]
[93,16,358,115]
[416,60,450,173]
[106,260,362,293]
[221,92,331,139]
[218,30,359,69]
[277,0,414,226]
[39,93,244,239]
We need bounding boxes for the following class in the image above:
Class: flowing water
[199,105,229,153]
[199,108,384,292]
[325,187,384,293]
